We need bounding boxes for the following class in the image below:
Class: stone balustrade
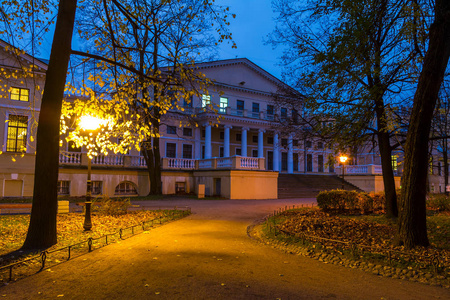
[335,164,383,175]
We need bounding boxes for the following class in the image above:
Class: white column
[224,125,232,157]
[258,129,265,158]
[241,127,248,157]
[288,134,294,173]
[194,127,201,159]
[205,124,212,159]
[273,132,279,171]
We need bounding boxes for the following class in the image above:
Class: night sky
[36,1,283,79]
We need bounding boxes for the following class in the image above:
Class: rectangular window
[57,181,70,195]
[267,137,274,145]
[292,109,299,123]
[305,140,312,148]
[267,105,274,115]
[236,133,242,142]
[219,147,224,158]
[252,135,258,143]
[281,138,287,147]
[281,107,288,120]
[68,140,81,152]
[307,154,313,172]
[252,149,258,158]
[237,100,244,111]
[184,96,193,108]
[92,181,103,195]
[318,155,324,172]
[182,144,193,159]
[293,140,299,147]
[202,94,211,107]
[6,115,28,152]
[220,97,228,114]
[167,125,177,135]
[202,145,205,159]
[392,155,398,171]
[183,128,192,137]
[10,87,29,102]
[235,148,241,156]
[220,131,224,140]
[166,143,177,158]
[318,142,323,149]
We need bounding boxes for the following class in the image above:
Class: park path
[1,198,449,299]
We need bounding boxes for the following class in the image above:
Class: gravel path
[1,198,449,299]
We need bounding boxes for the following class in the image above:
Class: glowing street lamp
[339,155,348,190]
[79,115,104,231]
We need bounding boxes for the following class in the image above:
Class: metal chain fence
[265,205,447,275]
[0,206,191,283]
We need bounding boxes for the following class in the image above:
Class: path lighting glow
[79,115,104,232]
[79,115,105,131]
[339,155,348,164]
[339,155,348,189]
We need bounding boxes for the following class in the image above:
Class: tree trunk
[22,0,77,250]
[444,140,449,195]
[152,126,162,194]
[399,0,450,248]
[377,130,398,218]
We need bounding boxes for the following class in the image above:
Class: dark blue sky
[37,0,283,79]
[218,0,284,79]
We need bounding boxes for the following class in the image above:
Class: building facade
[1,42,446,199]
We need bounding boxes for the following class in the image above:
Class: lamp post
[339,155,348,190]
[79,115,103,231]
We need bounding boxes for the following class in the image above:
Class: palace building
[0,41,446,199]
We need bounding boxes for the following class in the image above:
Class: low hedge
[427,194,450,212]
[317,190,385,214]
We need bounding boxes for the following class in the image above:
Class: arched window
[114,181,138,195]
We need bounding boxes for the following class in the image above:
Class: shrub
[317,190,371,214]
[93,196,131,216]
[427,194,450,212]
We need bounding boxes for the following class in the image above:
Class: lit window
[57,181,70,195]
[202,94,211,107]
[392,155,398,171]
[6,115,28,152]
[10,87,29,102]
[220,97,228,114]
[114,181,138,195]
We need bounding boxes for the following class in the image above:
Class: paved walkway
[1,198,449,299]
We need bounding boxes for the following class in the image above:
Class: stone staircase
[278,174,363,198]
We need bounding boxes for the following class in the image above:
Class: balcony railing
[59,151,146,169]
[335,164,384,175]
[60,151,266,172]
[163,156,265,171]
